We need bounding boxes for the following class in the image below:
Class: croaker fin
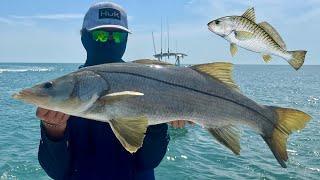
[262,106,311,168]
[258,22,286,50]
[262,54,272,63]
[242,7,256,22]
[234,31,254,41]
[287,51,307,70]
[230,43,238,57]
[208,126,240,155]
[99,91,144,104]
[109,116,148,153]
[191,62,240,91]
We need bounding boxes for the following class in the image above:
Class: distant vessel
[152,19,187,66]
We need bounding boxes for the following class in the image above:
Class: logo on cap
[99,8,121,20]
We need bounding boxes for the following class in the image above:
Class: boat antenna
[167,18,170,59]
[152,31,157,56]
[160,18,163,60]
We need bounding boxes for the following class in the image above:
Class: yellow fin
[262,107,311,168]
[109,116,148,153]
[191,62,240,91]
[230,43,238,57]
[262,54,272,63]
[288,50,307,70]
[99,91,144,104]
[234,31,254,41]
[242,7,256,22]
[132,59,173,66]
[259,22,286,50]
[208,126,240,155]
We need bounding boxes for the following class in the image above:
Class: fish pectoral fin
[234,31,254,41]
[207,126,240,155]
[242,7,256,22]
[230,43,238,57]
[191,62,240,91]
[262,54,272,63]
[109,116,148,153]
[99,91,144,104]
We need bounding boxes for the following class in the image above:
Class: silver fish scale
[81,63,276,133]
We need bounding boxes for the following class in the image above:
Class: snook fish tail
[261,106,311,168]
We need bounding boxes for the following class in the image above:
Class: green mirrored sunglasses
[91,30,126,43]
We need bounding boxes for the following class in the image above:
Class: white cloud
[10,13,84,20]
[0,13,83,27]
[0,17,12,24]
[0,16,35,26]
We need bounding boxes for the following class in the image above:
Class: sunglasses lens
[92,30,109,42]
[91,30,126,43]
[113,32,126,43]
[113,32,121,43]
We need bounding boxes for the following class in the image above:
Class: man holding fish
[12,3,312,180]
[33,2,189,180]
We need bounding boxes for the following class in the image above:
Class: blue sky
[0,0,319,65]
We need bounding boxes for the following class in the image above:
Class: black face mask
[81,29,128,66]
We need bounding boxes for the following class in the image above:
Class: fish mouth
[12,89,33,99]
[207,23,215,32]
[12,89,48,100]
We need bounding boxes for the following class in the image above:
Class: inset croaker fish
[208,7,307,70]
[13,60,311,168]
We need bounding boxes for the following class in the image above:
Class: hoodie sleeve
[38,122,71,180]
[134,123,170,171]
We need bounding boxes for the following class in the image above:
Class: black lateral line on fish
[93,70,273,124]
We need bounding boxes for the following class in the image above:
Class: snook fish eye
[43,82,53,89]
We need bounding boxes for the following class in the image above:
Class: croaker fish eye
[215,20,220,25]
[43,82,53,89]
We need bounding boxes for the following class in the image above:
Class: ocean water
[0,63,319,180]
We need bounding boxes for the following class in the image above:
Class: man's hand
[36,107,70,139]
[168,120,195,128]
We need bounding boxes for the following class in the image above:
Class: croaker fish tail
[261,106,311,168]
[287,50,307,70]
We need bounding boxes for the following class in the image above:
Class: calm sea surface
[0,63,319,179]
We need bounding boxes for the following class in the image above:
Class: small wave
[0,67,54,73]
[307,96,319,104]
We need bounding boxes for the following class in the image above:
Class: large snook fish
[13,61,311,168]
[207,7,307,70]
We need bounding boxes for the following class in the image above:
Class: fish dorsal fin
[109,116,148,153]
[132,59,173,66]
[242,7,256,22]
[208,126,240,155]
[191,62,240,91]
[258,22,286,50]
[99,91,144,104]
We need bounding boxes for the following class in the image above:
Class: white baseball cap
[82,2,131,33]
